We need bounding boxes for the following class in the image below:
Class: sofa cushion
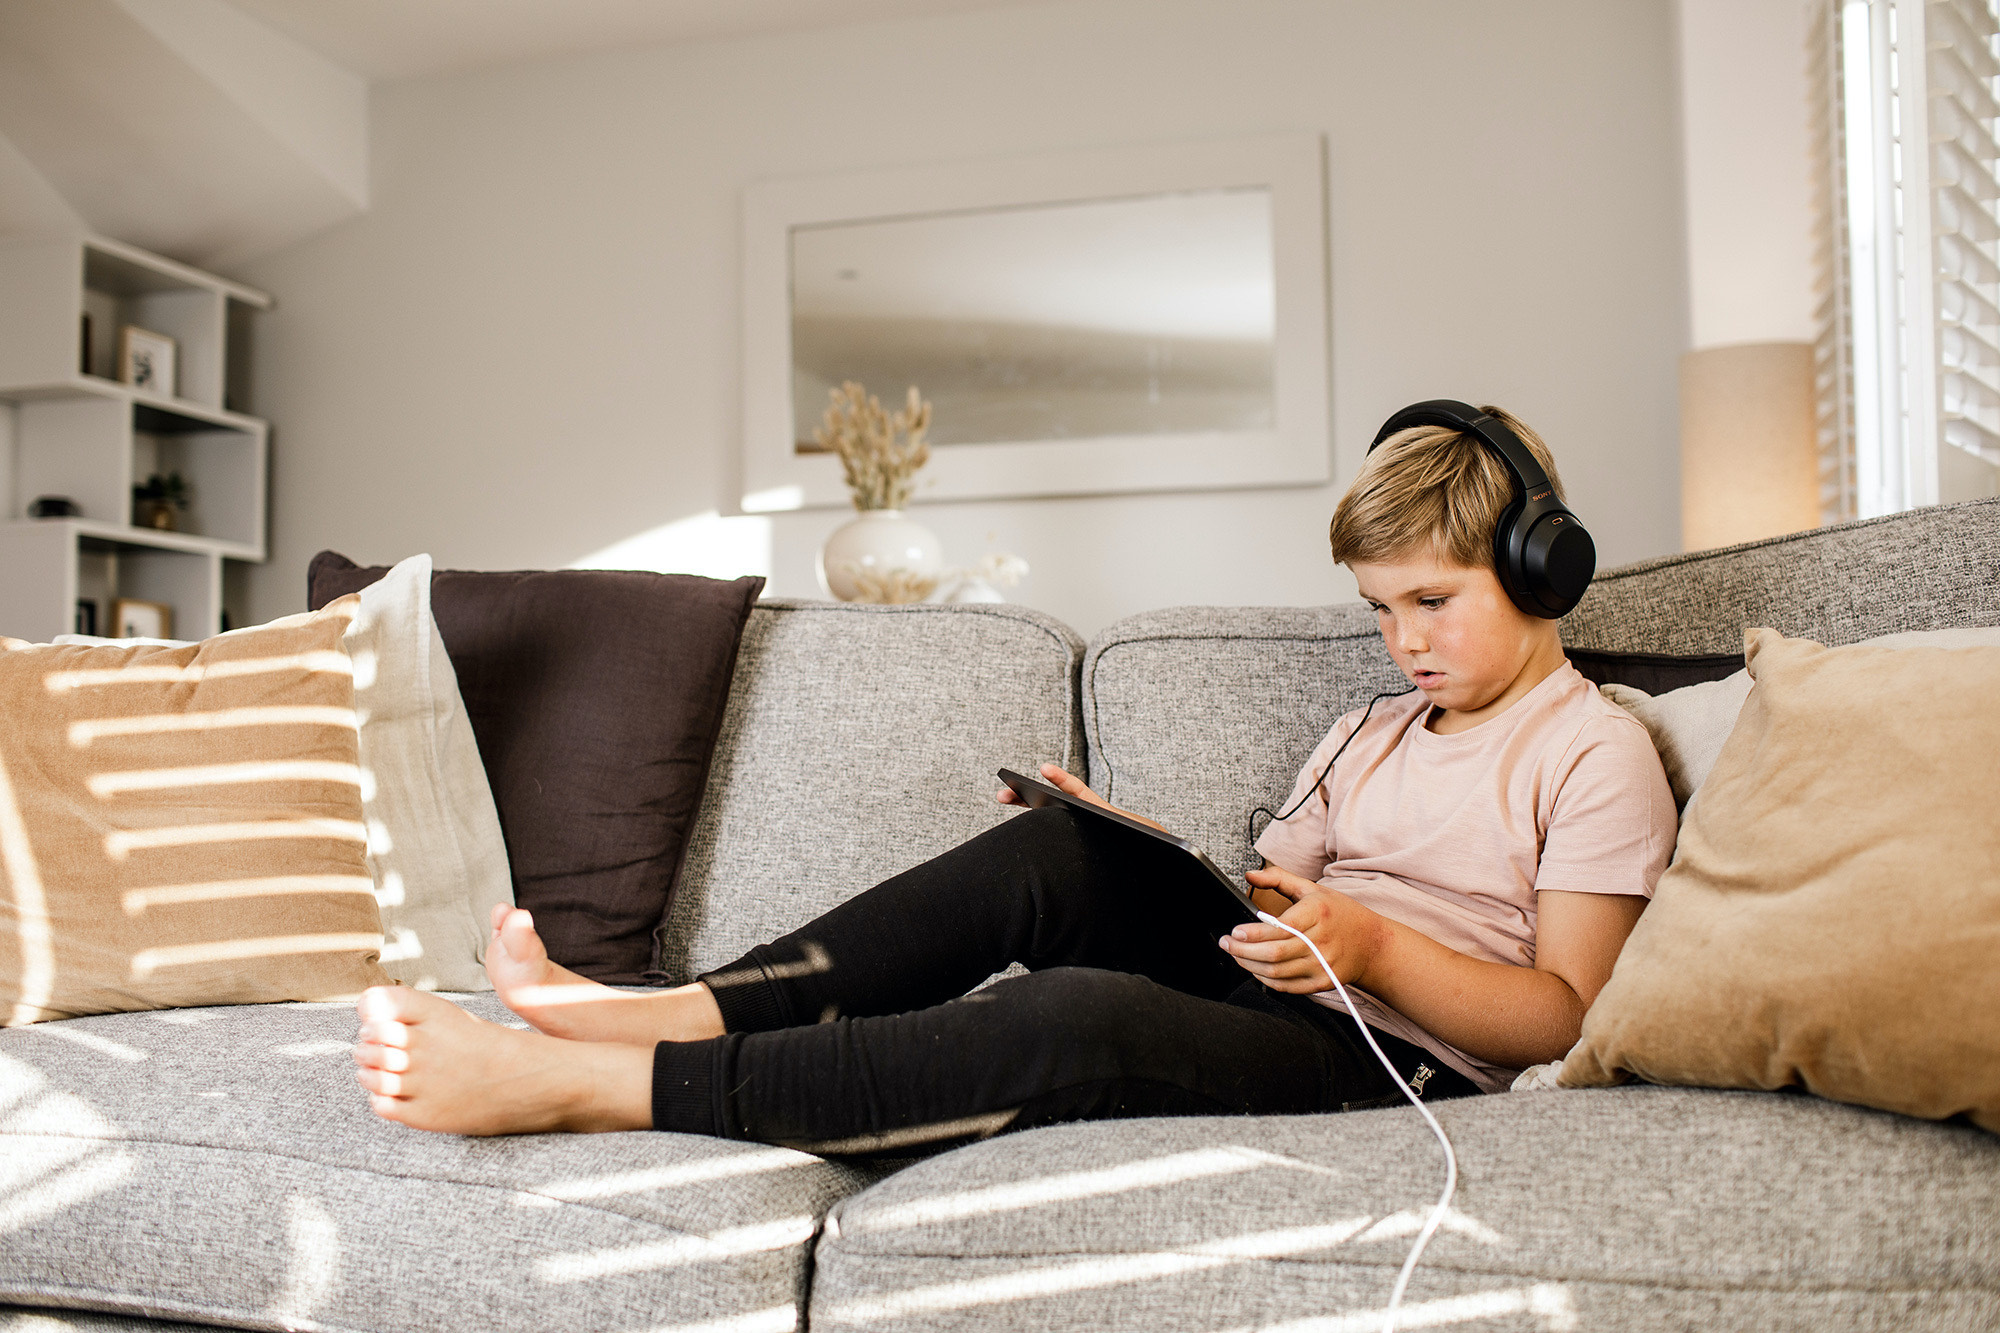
[0,604,390,1024]
[0,997,882,1333]
[808,1087,2000,1332]
[1601,625,2000,809]
[660,601,1083,984]
[1563,628,2000,1130]
[309,554,764,985]
[1082,606,1407,879]
[1560,495,2000,653]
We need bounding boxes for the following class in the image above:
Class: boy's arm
[1222,867,1646,1069]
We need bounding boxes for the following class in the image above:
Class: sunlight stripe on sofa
[518,1146,818,1206]
[855,1145,1319,1231]
[819,1220,1375,1323]
[0,749,53,1027]
[1246,1282,1578,1333]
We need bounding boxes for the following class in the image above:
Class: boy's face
[1349,549,1560,720]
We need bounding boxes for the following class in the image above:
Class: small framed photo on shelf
[118,325,177,397]
[112,598,173,641]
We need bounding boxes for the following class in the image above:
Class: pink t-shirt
[1252,661,1675,1093]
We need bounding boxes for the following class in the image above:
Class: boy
[352,405,1674,1143]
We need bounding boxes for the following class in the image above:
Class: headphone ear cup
[1521,513,1595,616]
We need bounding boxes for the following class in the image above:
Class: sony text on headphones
[1367,399,1596,619]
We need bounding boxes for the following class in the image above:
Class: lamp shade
[1679,341,1818,551]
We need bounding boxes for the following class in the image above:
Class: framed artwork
[118,325,178,398]
[112,598,173,640]
[740,132,1330,511]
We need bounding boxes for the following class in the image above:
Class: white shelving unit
[0,235,269,642]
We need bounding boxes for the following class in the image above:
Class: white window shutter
[1811,0,2000,520]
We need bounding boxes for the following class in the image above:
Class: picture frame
[740,132,1330,511]
[112,598,173,640]
[118,325,178,398]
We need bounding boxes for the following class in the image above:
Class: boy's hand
[996,763,1169,833]
[1221,866,1385,994]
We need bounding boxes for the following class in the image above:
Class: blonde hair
[1327,406,1565,570]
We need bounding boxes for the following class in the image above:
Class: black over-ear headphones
[1368,399,1595,618]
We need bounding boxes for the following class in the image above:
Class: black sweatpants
[650,805,1479,1152]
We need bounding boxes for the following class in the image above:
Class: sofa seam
[0,1128,853,1239]
[802,1246,2000,1297]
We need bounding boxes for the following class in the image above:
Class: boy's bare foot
[352,986,653,1135]
[485,905,724,1044]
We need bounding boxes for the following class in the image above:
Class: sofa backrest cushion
[1083,498,2000,877]
[1561,496,2000,652]
[660,601,1083,984]
[309,553,764,985]
[1084,605,1407,879]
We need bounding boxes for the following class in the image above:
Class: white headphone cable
[1253,910,1458,1333]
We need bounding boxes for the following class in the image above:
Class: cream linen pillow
[1601,626,2000,809]
[0,600,391,1023]
[345,554,512,990]
[1561,627,2000,1130]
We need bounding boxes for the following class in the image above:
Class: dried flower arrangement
[814,381,932,511]
[847,566,940,605]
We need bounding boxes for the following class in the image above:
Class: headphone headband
[1368,400,1553,494]
[1364,399,1594,618]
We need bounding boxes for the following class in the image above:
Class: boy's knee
[998,966,1163,1040]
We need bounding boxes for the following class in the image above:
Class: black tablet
[997,767,1262,927]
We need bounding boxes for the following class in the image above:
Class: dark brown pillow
[309,553,763,984]
[1564,647,1742,695]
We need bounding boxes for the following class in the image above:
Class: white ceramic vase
[817,509,944,603]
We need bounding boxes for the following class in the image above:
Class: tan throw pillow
[0,601,392,1024]
[1561,628,2000,1130]
[54,557,515,992]
[1600,626,2000,811]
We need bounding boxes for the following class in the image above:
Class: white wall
[237,0,1687,638]
[1675,0,1816,349]
[0,131,84,237]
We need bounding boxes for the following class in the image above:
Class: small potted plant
[132,471,190,531]
[814,382,942,603]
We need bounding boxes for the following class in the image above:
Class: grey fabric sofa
[5,499,1998,1333]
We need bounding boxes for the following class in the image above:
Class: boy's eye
[1418,597,1446,610]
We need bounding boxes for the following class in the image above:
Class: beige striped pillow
[0,599,392,1024]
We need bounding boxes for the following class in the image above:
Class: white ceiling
[226,0,1050,82]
